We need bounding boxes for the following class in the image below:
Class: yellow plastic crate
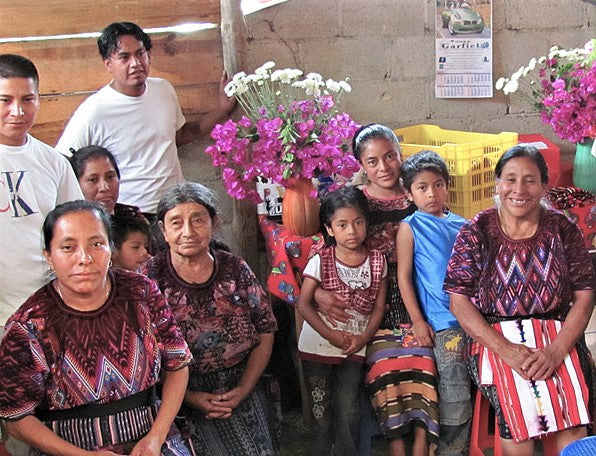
[394,124,518,219]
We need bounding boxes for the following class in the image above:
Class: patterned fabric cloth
[298,247,386,363]
[0,269,192,453]
[444,206,595,440]
[363,188,416,328]
[475,319,590,442]
[113,202,146,222]
[318,246,385,315]
[365,326,440,446]
[547,186,595,249]
[143,249,277,374]
[258,215,322,306]
[361,189,439,447]
[444,207,594,318]
[143,248,279,455]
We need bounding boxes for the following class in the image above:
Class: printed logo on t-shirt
[0,170,38,217]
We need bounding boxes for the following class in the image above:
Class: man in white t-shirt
[0,54,83,327]
[56,22,235,216]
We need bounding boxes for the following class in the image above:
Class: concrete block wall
[179,0,594,274]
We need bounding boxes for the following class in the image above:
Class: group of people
[295,124,594,456]
[0,18,593,456]
[0,20,280,456]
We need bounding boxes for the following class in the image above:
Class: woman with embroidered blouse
[444,145,594,456]
[0,200,192,455]
[142,182,278,456]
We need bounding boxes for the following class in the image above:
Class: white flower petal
[338,80,351,92]
[325,79,341,92]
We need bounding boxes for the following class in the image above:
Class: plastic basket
[394,124,518,219]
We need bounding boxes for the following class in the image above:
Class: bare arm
[130,366,189,455]
[450,292,534,379]
[523,289,594,380]
[176,71,236,146]
[5,416,118,456]
[313,285,350,325]
[396,223,434,346]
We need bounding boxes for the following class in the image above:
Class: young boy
[396,150,471,455]
[111,213,151,271]
[0,54,82,328]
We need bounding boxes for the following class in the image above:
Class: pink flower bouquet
[496,40,596,143]
[206,62,360,202]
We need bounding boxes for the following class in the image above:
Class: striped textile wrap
[365,326,440,446]
[474,318,590,442]
[47,403,157,450]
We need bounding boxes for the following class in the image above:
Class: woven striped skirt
[469,318,594,442]
[32,402,191,455]
[365,325,440,447]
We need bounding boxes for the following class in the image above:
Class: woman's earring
[109,260,113,268]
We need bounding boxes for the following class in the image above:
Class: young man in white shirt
[0,54,83,328]
[56,22,235,217]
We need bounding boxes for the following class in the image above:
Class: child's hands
[413,320,435,347]
[343,334,367,356]
[326,329,352,350]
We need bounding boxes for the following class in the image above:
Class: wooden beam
[219,0,258,268]
[0,0,221,38]
[32,82,223,146]
[1,29,223,95]
[220,0,245,74]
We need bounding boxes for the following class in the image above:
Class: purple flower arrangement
[496,40,596,143]
[206,62,360,202]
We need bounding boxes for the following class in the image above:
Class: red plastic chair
[470,389,558,456]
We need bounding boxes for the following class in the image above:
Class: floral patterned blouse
[142,249,277,374]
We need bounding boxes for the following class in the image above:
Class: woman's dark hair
[495,144,549,184]
[351,123,400,162]
[401,150,450,191]
[98,22,152,60]
[111,213,150,250]
[320,186,369,246]
[43,200,113,251]
[69,145,121,180]
[0,54,39,89]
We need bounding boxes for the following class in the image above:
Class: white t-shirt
[298,253,387,360]
[56,77,186,213]
[0,135,83,324]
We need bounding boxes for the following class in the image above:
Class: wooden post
[220,0,245,74]
[219,0,259,269]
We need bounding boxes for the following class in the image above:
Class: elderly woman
[444,145,594,456]
[69,145,145,220]
[142,182,278,455]
[0,200,192,455]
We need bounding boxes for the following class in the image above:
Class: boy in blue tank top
[396,150,470,455]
